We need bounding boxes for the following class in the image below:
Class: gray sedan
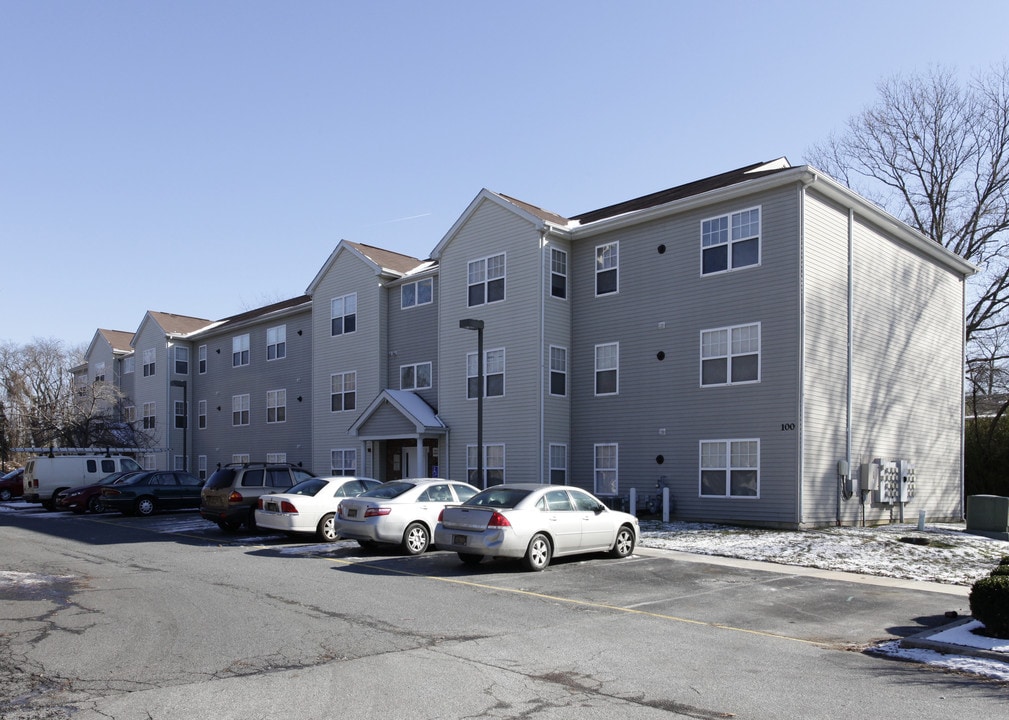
[434,483,639,571]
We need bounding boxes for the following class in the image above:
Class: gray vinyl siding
[436,197,547,484]
[189,309,313,472]
[311,251,386,476]
[802,190,965,525]
[541,236,572,483]
[386,274,439,408]
[570,185,802,525]
[131,318,169,468]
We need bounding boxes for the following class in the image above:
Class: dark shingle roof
[570,160,792,225]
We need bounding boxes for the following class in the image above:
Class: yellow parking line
[327,556,823,648]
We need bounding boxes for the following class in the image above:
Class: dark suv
[200,463,315,532]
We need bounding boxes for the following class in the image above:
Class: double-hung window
[331,294,357,336]
[467,444,505,487]
[267,325,286,360]
[233,334,250,367]
[232,394,250,426]
[551,248,567,299]
[467,253,505,306]
[142,348,156,377]
[467,349,504,398]
[594,443,618,495]
[700,440,759,497]
[331,371,356,412]
[174,401,186,429]
[701,323,760,386]
[123,356,135,375]
[198,345,207,374]
[401,278,433,308]
[174,347,189,374]
[142,402,156,429]
[331,449,357,475]
[595,343,618,395]
[198,400,207,429]
[550,346,567,396]
[701,207,760,274]
[400,362,432,391]
[267,389,286,423]
[595,242,618,295]
[549,444,567,485]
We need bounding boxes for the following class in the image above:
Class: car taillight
[228,491,243,503]
[280,501,298,514]
[437,509,445,521]
[364,506,391,518]
[487,511,511,527]
[256,498,264,509]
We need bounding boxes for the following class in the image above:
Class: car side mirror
[594,504,605,514]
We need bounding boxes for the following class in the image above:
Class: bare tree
[807,63,1009,345]
[0,338,82,449]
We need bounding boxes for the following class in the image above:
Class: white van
[23,455,144,510]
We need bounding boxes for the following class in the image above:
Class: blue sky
[2,1,1007,347]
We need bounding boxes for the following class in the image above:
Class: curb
[900,617,1009,664]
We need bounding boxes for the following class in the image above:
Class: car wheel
[135,497,156,517]
[317,513,338,542]
[609,525,636,558]
[458,553,483,566]
[0,489,11,501]
[401,522,430,555]
[217,519,242,533]
[87,495,104,514]
[523,533,552,572]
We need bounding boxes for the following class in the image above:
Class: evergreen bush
[969,574,1009,638]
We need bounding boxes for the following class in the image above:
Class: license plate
[348,508,358,518]
[453,535,467,546]
[266,502,278,512]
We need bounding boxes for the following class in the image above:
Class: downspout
[960,280,967,519]
[842,207,855,524]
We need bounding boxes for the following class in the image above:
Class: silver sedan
[434,483,639,571]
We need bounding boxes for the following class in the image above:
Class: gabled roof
[134,311,213,346]
[570,158,792,225]
[348,389,446,437]
[306,239,425,295]
[85,328,135,360]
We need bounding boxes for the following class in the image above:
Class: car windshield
[287,478,328,497]
[464,487,533,509]
[359,481,416,500]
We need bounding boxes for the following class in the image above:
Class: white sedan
[334,479,479,555]
[434,484,639,571]
[256,476,380,542]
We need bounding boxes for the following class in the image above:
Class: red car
[55,471,142,514]
[0,468,24,501]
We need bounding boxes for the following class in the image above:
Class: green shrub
[990,566,1009,577]
[999,556,1009,567]
[969,575,1009,638]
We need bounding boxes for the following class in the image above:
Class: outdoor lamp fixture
[459,318,485,488]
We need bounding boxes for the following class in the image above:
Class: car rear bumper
[433,527,524,557]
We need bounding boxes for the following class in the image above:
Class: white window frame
[94,362,105,382]
[267,325,287,361]
[594,342,619,396]
[267,389,287,424]
[142,348,156,377]
[595,242,618,296]
[198,455,207,480]
[266,452,287,464]
[550,247,567,299]
[701,206,761,275]
[549,443,567,485]
[400,362,433,391]
[594,443,618,496]
[124,405,136,423]
[467,253,505,307]
[232,393,250,426]
[331,371,357,412]
[174,400,186,429]
[331,293,357,336]
[233,334,250,367]
[467,443,505,487]
[700,322,761,387]
[142,401,156,430]
[123,356,135,375]
[699,439,760,498]
[467,348,505,399]
[198,400,207,430]
[331,449,357,476]
[549,346,567,397]
[198,345,207,374]
[174,346,189,375]
[232,453,250,464]
[401,277,433,309]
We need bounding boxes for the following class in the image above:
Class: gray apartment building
[73,158,974,528]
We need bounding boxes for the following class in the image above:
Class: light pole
[459,319,484,487]
[170,380,187,471]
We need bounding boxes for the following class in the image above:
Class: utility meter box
[859,462,879,494]
[875,461,900,504]
[897,459,916,502]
